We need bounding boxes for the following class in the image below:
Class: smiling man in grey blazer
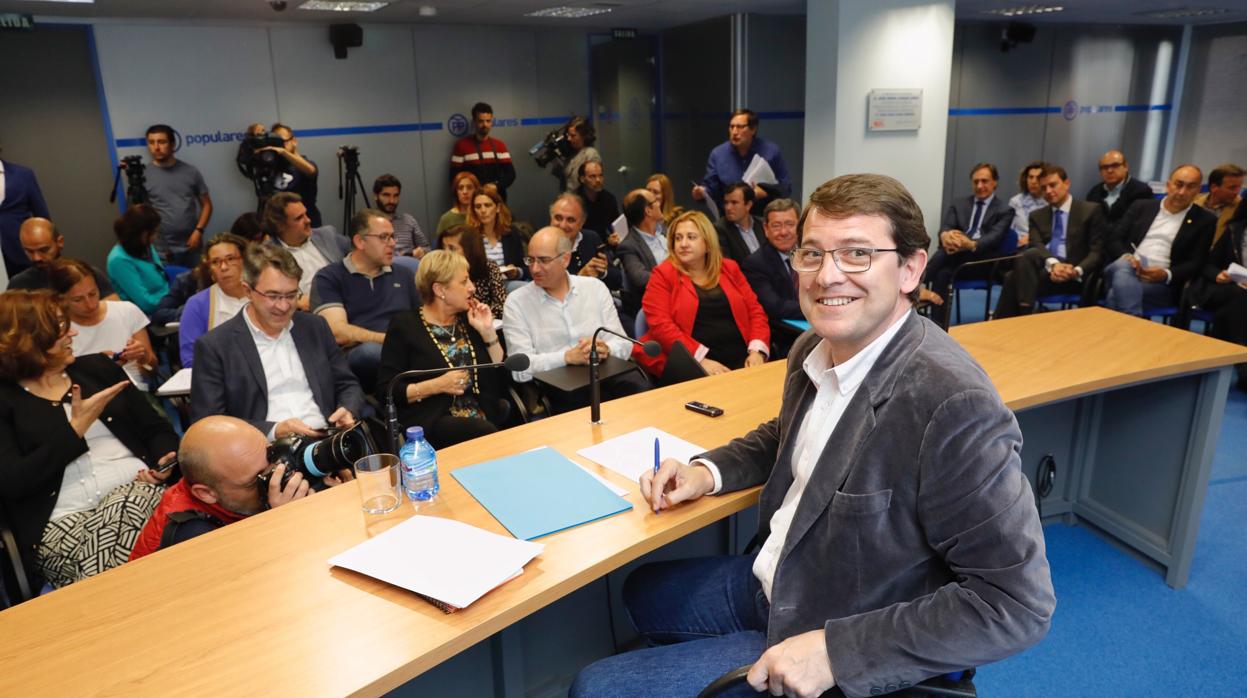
[572,174,1054,698]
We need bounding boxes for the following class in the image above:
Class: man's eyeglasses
[362,233,397,244]
[523,252,569,267]
[209,254,242,268]
[791,247,899,274]
[252,289,303,304]
[1099,162,1125,171]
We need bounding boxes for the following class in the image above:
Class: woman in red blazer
[634,210,770,377]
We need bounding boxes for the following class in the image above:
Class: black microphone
[588,327,658,424]
[383,353,530,454]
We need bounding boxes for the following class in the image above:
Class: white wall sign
[867,89,923,131]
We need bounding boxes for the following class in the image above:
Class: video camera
[257,422,376,501]
[236,129,287,201]
[109,155,149,206]
[529,125,575,170]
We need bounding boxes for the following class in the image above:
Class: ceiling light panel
[1134,7,1232,19]
[982,5,1065,17]
[298,1,389,11]
[525,6,615,19]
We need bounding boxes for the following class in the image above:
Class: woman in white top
[175,233,251,367]
[49,258,157,391]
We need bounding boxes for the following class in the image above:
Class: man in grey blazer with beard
[572,174,1054,698]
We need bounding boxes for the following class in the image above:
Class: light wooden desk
[1,308,1242,695]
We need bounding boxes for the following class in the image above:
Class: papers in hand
[155,367,192,396]
[611,214,629,243]
[693,180,721,222]
[328,515,543,612]
[577,427,707,484]
[1227,262,1247,284]
[742,154,778,187]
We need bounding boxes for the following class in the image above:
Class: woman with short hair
[176,233,252,367]
[375,250,512,448]
[0,290,177,589]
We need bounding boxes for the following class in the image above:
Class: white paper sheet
[611,214,629,243]
[155,367,193,396]
[693,180,721,222]
[1227,262,1247,284]
[577,427,708,484]
[742,154,778,186]
[329,515,544,610]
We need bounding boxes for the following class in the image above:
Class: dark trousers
[995,248,1083,318]
[1202,284,1247,387]
[546,369,651,414]
[923,247,996,325]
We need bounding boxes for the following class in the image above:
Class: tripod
[338,146,370,230]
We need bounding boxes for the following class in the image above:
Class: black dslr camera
[110,155,149,205]
[529,126,574,169]
[256,422,376,501]
[236,129,287,200]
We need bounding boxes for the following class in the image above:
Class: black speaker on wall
[330,23,363,59]
[1000,21,1036,53]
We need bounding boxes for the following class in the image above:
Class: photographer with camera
[531,116,600,193]
[257,123,322,227]
[190,244,365,440]
[142,124,213,267]
[128,415,353,560]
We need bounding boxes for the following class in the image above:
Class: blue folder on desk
[451,447,632,541]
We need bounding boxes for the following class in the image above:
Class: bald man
[1104,164,1216,316]
[128,416,349,560]
[1085,150,1154,223]
[8,218,116,297]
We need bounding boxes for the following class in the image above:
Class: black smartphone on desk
[685,401,724,417]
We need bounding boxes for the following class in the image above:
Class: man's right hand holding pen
[639,459,715,513]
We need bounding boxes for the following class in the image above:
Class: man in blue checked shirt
[692,109,792,215]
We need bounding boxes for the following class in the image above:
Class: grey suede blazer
[703,312,1054,697]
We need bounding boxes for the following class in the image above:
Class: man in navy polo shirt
[312,208,420,390]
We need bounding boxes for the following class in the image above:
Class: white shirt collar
[242,305,293,342]
[803,309,911,397]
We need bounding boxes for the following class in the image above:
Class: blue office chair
[698,666,976,697]
[634,308,649,338]
[940,253,1022,330]
[163,264,191,284]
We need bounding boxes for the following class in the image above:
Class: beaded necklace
[419,307,479,396]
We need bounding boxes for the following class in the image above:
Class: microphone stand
[588,327,658,424]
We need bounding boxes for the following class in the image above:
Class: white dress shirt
[210,284,249,330]
[280,237,331,297]
[700,310,911,600]
[736,221,761,254]
[501,274,632,381]
[1135,200,1192,277]
[242,309,326,436]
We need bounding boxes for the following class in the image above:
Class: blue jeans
[570,555,770,698]
[1104,256,1176,316]
[347,341,383,392]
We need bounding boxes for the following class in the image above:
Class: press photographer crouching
[129,415,361,559]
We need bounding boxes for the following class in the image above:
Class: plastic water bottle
[399,426,439,503]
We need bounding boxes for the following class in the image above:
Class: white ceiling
[1,0,1245,29]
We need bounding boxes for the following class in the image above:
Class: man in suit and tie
[0,158,51,277]
[1086,150,1154,224]
[995,164,1108,318]
[191,244,365,440]
[743,198,802,358]
[715,181,767,264]
[572,174,1053,698]
[919,162,1014,326]
[1103,164,1216,316]
[262,191,350,311]
[616,188,668,315]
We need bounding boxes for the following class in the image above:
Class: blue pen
[653,437,660,476]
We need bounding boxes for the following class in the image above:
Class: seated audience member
[995,164,1108,318]
[312,208,421,391]
[742,199,802,358]
[714,181,766,264]
[49,259,157,391]
[106,204,170,315]
[571,173,1052,698]
[502,227,648,413]
[437,172,481,236]
[376,250,511,448]
[549,193,621,290]
[375,173,431,259]
[1191,200,1247,390]
[0,291,176,589]
[263,191,349,311]
[560,116,600,193]
[646,173,681,227]
[149,261,207,326]
[575,160,621,240]
[1009,160,1049,247]
[920,162,1013,326]
[1192,163,1244,243]
[190,244,365,439]
[230,211,267,243]
[178,233,251,367]
[129,416,342,560]
[465,183,527,284]
[438,225,508,318]
[616,188,669,315]
[1086,149,1154,223]
[1104,164,1215,317]
[9,218,115,297]
[634,211,769,378]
